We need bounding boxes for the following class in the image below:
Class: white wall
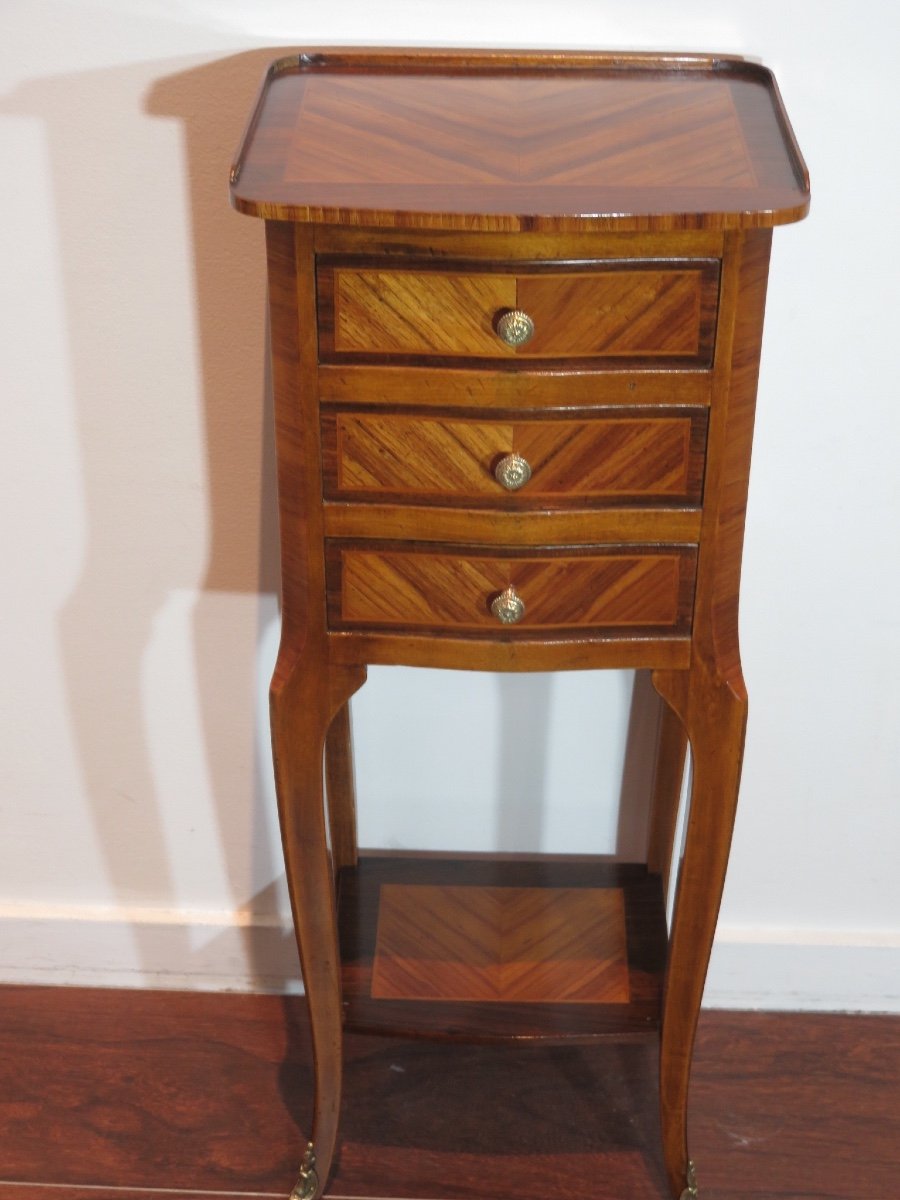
[1,1,898,1009]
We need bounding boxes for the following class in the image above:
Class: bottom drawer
[326,542,696,636]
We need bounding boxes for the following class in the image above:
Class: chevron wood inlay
[284,76,758,191]
[327,544,696,632]
[372,884,630,1004]
[323,410,706,502]
[320,261,718,362]
[339,855,668,1039]
[231,56,809,230]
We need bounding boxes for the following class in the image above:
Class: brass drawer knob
[495,309,535,347]
[494,453,532,491]
[490,585,525,625]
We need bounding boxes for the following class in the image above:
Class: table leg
[326,700,359,874]
[646,697,689,902]
[652,666,748,1200]
[271,659,365,1199]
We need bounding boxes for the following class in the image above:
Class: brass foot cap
[289,1142,319,1200]
[679,1159,698,1200]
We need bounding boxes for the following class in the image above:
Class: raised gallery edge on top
[229,48,810,232]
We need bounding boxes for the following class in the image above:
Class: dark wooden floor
[0,986,896,1200]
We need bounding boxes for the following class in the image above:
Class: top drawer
[317,257,720,368]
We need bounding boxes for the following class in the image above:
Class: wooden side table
[230,49,809,1200]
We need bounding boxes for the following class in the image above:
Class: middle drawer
[322,408,707,506]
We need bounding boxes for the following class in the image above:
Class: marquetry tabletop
[230,49,809,231]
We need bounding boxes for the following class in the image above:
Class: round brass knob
[490,586,525,625]
[496,309,535,347]
[494,453,532,491]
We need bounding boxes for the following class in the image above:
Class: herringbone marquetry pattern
[287,77,756,189]
[325,412,702,501]
[329,545,694,632]
[326,264,715,360]
[372,884,630,1004]
[231,56,809,229]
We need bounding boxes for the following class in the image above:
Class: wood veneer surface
[0,986,896,1200]
[371,884,630,1004]
[319,260,718,364]
[230,52,809,230]
[337,856,666,1042]
[322,409,707,505]
[327,543,697,634]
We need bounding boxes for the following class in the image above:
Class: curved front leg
[652,666,748,1200]
[271,659,365,1199]
[325,700,359,875]
[646,695,689,902]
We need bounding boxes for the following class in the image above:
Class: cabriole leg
[652,666,748,1200]
[646,695,689,903]
[325,700,359,875]
[271,660,365,1199]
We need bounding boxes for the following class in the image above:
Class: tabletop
[230,49,810,231]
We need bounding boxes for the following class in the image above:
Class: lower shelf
[338,853,667,1043]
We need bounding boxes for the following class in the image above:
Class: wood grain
[265,221,364,1193]
[0,986,896,1200]
[326,627,693,672]
[322,409,707,505]
[325,700,359,874]
[651,228,772,1199]
[645,699,688,900]
[314,224,725,260]
[319,361,715,410]
[322,503,703,546]
[326,542,697,634]
[319,259,718,366]
[372,884,629,1003]
[230,51,809,230]
[338,855,666,1042]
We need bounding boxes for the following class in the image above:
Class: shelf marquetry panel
[372,884,629,1004]
[338,854,668,1042]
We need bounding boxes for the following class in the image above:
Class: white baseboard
[706,925,900,1013]
[2,905,898,1012]
[0,902,302,993]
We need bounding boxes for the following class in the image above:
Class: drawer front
[326,543,696,635]
[318,258,719,366]
[322,410,707,505]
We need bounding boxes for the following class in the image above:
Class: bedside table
[230,49,809,1200]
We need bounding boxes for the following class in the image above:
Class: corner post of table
[266,217,369,1196]
[271,653,365,1198]
[326,698,361,874]
[653,226,773,1198]
[646,695,689,901]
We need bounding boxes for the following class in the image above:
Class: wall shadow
[1,46,294,983]
[148,54,289,982]
[494,673,553,851]
[2,43,669,989]
[495,669,663,860]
